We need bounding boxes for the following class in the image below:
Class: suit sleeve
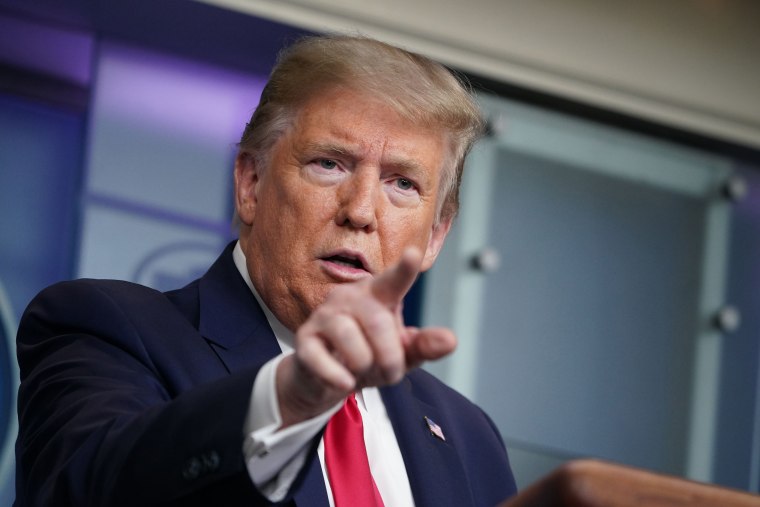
[14,280,279,507]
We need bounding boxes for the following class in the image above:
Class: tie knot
[334,393,362,428]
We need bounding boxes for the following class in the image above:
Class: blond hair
[239,34,484,221]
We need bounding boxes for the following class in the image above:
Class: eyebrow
[303,141,354,159]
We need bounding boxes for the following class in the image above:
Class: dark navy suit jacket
[15,243,516,506]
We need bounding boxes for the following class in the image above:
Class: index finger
[370,247,422,307]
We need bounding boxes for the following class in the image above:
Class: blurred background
[0,0,759,504]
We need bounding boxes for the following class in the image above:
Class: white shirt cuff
[242,351,341,501]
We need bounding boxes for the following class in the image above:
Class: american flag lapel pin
[424,416,446,441]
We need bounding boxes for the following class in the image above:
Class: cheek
[257,188,335,259]
[381,215,433,256]
[280,176,336,220]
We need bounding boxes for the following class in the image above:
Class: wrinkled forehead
[291,87,454,166]
[291,81,447,131]
[295,85,456,153]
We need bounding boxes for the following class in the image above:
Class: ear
[234,151,259,227]
[420,216,453,272]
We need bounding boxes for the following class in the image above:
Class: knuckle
[350,352,374,374]
[311,305,334,325]
[295,337,320,364]
[331,315,356,345]
[363,310,393,336]
[376,346,403,372]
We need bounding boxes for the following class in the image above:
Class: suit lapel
[381,378,475,507]
[197,242,282,373]
[196,244,331,506]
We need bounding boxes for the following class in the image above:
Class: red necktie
[324,394,385,507]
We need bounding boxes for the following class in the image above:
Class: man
[15,35,516,506]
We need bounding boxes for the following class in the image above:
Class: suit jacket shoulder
[15,244,278,506]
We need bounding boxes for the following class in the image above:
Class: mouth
[325,255,366,270]
[320,249,372,278]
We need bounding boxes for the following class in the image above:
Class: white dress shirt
[233,242,415,506]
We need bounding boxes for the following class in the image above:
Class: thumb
[404,326,457,369]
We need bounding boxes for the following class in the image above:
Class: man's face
[235,87,452,330]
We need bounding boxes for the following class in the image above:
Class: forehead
[289,88,449,172]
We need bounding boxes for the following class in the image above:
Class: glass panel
[423,94,739,488]
[0,92,85,505]
[0,94,84,321]
[477,148,704,475]
[714,162,760,491]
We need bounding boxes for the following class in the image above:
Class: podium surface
[501,460,760,507]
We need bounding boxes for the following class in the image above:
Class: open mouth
[325,254,369,271]
[324,254,366,271]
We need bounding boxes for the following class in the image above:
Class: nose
[335,169,380,231]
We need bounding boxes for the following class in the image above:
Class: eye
[319,159,337,170]
[396,178,414,191]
